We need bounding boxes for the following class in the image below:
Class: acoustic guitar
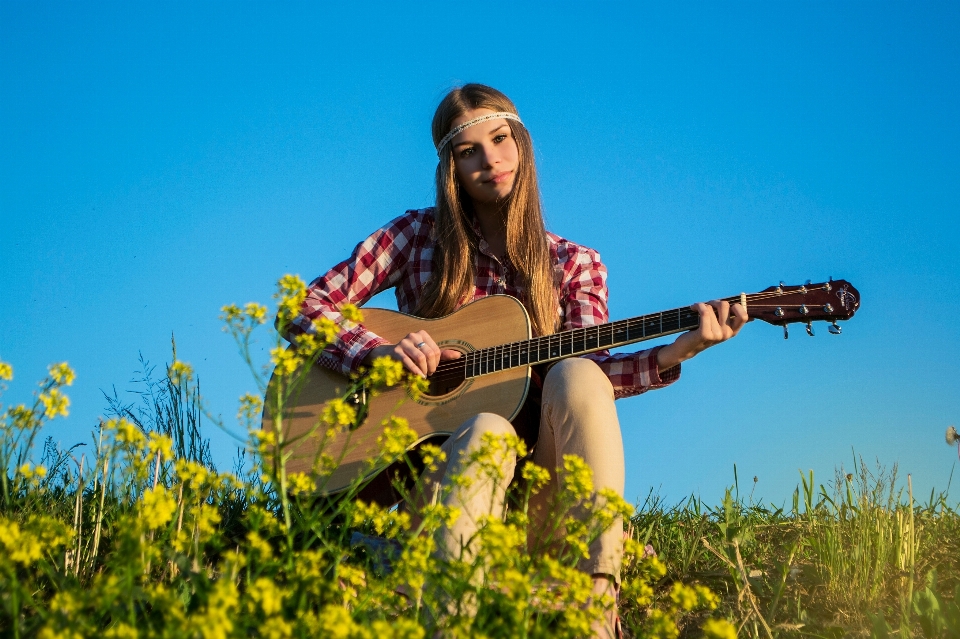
[262,279,860,494]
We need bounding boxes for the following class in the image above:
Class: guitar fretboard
[463,304,711,378]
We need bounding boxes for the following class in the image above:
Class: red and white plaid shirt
[288,208,680,399]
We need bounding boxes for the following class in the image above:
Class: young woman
[287,84,747,637]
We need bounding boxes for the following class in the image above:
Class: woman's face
[449,108,520,207]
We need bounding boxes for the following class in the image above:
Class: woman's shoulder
[546,230,603,267]
[379,207,436,233]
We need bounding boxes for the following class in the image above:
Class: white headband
[436,112,523,156]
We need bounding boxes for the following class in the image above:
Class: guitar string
[408,285,853,385]
[423,286,851,384]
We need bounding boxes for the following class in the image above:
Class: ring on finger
[415,341,427,349]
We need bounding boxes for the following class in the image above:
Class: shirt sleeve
[283,211,421,375]
[559,243,681,399]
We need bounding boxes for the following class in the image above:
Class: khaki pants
[423,357,625,581]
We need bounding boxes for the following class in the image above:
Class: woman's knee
[543,358,615,408]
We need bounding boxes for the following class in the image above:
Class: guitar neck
[463,295,741,378]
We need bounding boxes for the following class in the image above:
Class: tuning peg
[783,325,789,340]
[828,321,842,335]
[804,279,812,285]
[806,322,815,337]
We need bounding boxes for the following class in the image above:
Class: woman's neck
[472,200,508,258]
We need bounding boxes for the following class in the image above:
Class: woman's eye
[493,134,507,143]
[459,147,475,158]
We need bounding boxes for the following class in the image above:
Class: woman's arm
[284,211,424,376]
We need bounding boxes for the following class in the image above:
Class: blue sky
[1,2,958,506]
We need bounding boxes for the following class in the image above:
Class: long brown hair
[415,84,558,336]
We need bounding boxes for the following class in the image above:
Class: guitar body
[264,295,533,494]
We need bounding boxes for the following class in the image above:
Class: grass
[0,277,957,638]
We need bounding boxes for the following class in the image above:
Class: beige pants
[423,357,625,581]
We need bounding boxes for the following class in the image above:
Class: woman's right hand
[364,330,462,378]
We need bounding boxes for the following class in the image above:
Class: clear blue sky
[2,2,958,506]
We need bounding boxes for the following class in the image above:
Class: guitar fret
[464,304,707,378]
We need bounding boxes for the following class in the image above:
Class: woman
[287,84,747,637]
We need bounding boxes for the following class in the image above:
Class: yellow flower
[317,605,355,639]
[147,433,175,460]
[169,360,193,385]
[377,416,416,458]
[114,419,146,448]
[275,274,308,322]
[0,515,72,566]
[321,398,357,429]
[311,317,338,343]
[562,455,594,500]
[141,485,177,529]
[670,582,699,611]
[237,393,263,425]
[521,462,551,492]
[0,361,12,381]
[339,303,363,324]
[8,404,33,429]
[103,623,138,638]
[249,576,285,615]
[695,584,720,610]
[244,302,268,324]
[367,356,405,388]
[39,388,70,418]
[287,472,315,496]
[49,362,75,386]
[701,618,737,639]
[34,464,47,478]
[270,347,302,376]
[646,608,680,639]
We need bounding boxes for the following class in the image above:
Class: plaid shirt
[288,208,680,399]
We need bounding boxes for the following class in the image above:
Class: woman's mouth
[484,171,512,185]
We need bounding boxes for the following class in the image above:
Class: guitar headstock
[747,279,860,337]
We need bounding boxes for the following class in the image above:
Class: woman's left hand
[656,300,748,370]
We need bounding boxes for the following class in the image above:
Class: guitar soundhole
[425,366,467,397]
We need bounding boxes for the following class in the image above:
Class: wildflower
[522,462,551,492]
[287,472,315,496]
[114,419,146,448]
[39,388,70,418]
[249,576,285,615]
[220,304,243,324]
[103,623,138,638]
[418,443,446,472]
[311,317,338,343]
[8,404,33,429]
[695,584,720,610]
[322,398,357,429]
[147,432,175,461]
[270,347,302,376]
[377,416,416,458]
[244,302,268,324]
[0,360,12,381]
[247,531,274,560]
[317,605,356,639]
[562,454,594,500]
[367,356,405,388]
[701,618,737,639]
[237,393,263,425]
[670,582,699,611]
[646,608,680,639]
[340,303,363,324]
[294,333,325,357]
[141,485,177,529]
[0,515,72,566]
[169,360,193,385]
[275,274,308,323]
[49,362,75,386]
